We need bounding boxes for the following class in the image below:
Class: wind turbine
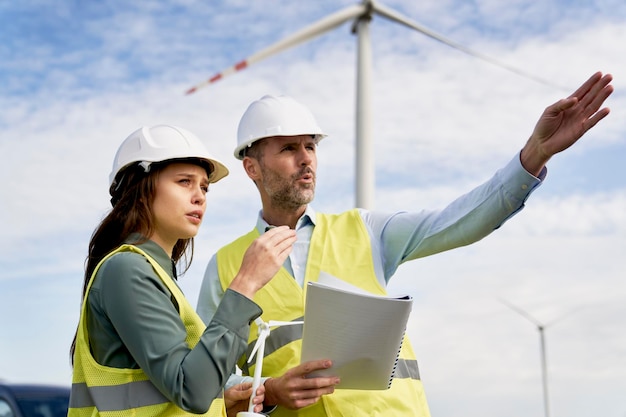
[238,317,304,417]
[499,298,582,417]
[186,0,564,209]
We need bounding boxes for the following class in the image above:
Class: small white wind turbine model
[237,317,304,417]
[187,0,564,209]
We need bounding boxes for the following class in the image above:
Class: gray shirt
[86,236,262,413]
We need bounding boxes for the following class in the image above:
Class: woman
[68,125,296,417]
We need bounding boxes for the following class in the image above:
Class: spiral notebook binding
[388,329,407,389]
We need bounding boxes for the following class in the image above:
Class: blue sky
[1,1,625,416]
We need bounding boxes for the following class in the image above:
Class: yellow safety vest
[69,244,226,417]
[217,209,431,417]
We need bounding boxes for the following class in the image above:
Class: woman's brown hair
[69,160,202,363]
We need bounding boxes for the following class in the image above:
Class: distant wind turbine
[186,0,565,209]
[499,298,583,417]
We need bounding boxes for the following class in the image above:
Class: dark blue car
[0,382,70,417]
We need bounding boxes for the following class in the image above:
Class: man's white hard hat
[235,95,327,160]
[109,124,229,194]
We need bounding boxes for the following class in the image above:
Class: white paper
[300,272,413,390]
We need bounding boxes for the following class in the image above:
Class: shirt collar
[255,206,317,233]
[124,233,176,279]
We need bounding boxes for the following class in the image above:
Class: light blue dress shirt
[196,152,544,388]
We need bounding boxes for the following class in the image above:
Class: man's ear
[242,157,260,180]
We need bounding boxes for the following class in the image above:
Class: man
[198,72,613,416]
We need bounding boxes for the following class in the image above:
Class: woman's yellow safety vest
[217,209,431,417]
[69,244,226,417]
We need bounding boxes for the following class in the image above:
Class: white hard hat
[235,95,327,160]
[109,124,229,193]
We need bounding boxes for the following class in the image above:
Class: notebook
[300,272,413,390]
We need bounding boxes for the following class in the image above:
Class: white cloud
[0,1,624,415]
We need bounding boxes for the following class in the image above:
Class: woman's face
[149,162,209,254]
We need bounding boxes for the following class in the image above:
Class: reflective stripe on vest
[239,316,420,381]
[217,210,431,416]
[69,245,226,417]
[69,381,225,411]
[69,380,167,411]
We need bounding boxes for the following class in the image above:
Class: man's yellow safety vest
[217,209,431,417]
[69,244,226,417]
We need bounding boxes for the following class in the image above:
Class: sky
[1,0,625,416]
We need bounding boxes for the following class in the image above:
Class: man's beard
[261,165,315,211]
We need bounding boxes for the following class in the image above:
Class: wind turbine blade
[545,305,585,328]
[185,4,366,94]
[499,298,544,327]
[268,320,304,327]
[372,2,568,91]
[247,332,267,363]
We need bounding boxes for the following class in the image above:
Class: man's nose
[297,144,312,165]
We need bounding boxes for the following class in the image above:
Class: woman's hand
[229,225,296,299]
[224,381,265,417]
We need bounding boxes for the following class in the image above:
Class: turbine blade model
[238,318,304,417]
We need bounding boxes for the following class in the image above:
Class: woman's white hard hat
[235,95,327,160]
[109,124,229,193]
